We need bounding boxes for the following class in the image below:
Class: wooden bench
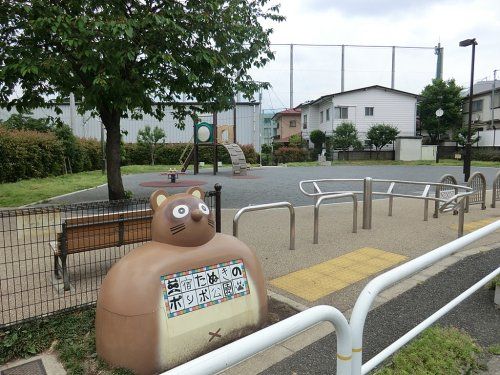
[50,209,153,291]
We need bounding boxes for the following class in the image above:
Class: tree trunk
[100,108,126,200]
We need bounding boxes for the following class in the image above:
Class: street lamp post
[435,108,444,163]
[459,38,478,182]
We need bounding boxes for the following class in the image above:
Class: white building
[299,85,419,143]
[461,80,500,147]
[0,102,262,149]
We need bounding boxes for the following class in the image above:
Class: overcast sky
[251,0,500,111]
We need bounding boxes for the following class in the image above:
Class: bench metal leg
[54,254,61,279]
[61,254,70,291]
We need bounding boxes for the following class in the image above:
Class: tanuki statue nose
[191,209,203,222]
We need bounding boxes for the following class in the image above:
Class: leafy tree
[2,113,52,132]
[137,125,165,166]
[0,1,283,199]
[366,124,400,157]
[419,79,463,144]
[453,127,479,147]
[332,122,360,151]
[309,129,326,155]
[288,133,305,148]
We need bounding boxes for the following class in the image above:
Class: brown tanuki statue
[96,187,267,375]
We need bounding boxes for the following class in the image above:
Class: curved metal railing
[233,202,295,250]
[300,177,475,237]
[314,193,358,244]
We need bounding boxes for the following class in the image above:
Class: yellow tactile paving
[270,247,407,302]
[450,217,498,232]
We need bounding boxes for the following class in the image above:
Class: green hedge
[0,123,257,182]
[0,126,102,183]
[471,148,500,162]
[274,147,309,163]
[122,143,258,165]
[0,127,65,182]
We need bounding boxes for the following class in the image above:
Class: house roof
[298,85,419,108]
[271,108,301,120]
[461,80,500,97]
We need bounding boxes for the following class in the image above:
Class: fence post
[362,177,372,229]
[458,199,465,238]
[214,183,222,233]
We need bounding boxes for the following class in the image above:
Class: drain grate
[1,359,47,375]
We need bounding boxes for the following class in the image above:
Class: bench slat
[54,212,152,255]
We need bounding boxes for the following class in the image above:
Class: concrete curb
[222,243,499,374]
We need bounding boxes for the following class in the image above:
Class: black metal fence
[0,185,221,328]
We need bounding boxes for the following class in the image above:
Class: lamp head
[459,38,477,47]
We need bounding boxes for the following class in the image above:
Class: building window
[320,111,324,123]
[335,107,348,119]
[365,107,374,116]
[290,120,296,127]
[472,99,483,112]
[303,114,308,129]
[326,108,330,121]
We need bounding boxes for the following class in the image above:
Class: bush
[122,143,258,166]
[471,148,500,162]
[239,144,258,164]
[309,129,326,154]
[274,147,308,163]
[0,126,65,182]
[77,138,102,171]
[332,122,359,151]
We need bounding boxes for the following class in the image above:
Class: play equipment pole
[193,121,199,175]
[213,112,218,175]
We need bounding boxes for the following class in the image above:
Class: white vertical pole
[290,44,294,108]
[69,93,77,133]
[391,46,396,89]
[341,45,345,92]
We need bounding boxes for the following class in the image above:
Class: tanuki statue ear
[150,190,168,211]
[186,186,205,200]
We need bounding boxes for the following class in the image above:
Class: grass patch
[0,165,185,207]
[375,326,482,375]
[488,344,500,355]
[0,298,295,374]
[0,308,132,375]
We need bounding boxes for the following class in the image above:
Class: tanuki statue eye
[172,205,189,218]
[199,203,209,214]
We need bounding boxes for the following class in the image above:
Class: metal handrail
[300,178,472,204]
[434,174,458,219]
[363,268,499,374]
[163,220,500,375]
[314,193,357,244]
[299,178,363,197]
[299,177,474,236]
[233,202,295,250]
[164,305,352,375]
[349,219,500,374]
[466,171,487,212]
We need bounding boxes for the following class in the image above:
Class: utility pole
[341,45,345,92]
[435,43,444,80]
[391,46,395,89]
[492,69,497,129]
[290,43,294,108]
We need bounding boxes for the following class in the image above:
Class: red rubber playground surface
[139,180,207,188]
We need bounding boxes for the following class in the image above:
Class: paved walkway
[259,247,500,374]
[14,164,499,374]
[44,165,500,208]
